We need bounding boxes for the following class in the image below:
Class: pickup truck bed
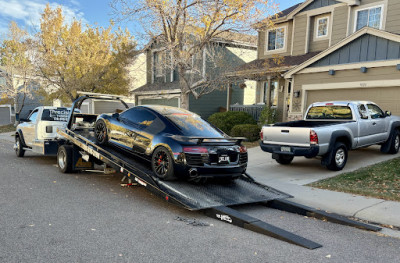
[273,120,353,128]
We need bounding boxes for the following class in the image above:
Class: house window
[355,6,383,31]
[154,51,165,77]
[267,27,285,51]
[316,17,329,38]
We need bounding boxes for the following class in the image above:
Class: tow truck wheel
[151,146,176,180]
[57,145,73,173]
[326,142,347,171]
[275,154,294,165]
[388,130,400,154]
[15,136,25,157]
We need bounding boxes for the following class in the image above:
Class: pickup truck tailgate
[262,127,311,147]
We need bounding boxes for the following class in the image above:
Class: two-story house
[131,32,257,119]
[230,0,400,121]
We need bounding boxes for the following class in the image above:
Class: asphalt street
[1,138,400,263]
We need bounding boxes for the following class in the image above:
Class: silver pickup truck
[260,101,400,171]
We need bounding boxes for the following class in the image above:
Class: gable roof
[271,0,358,23]
[284,27,400,78]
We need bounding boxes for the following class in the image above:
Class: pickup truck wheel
[275,154,294,165]
[151,146,176,180]
[15,136,25,157]
[95,120,108,145]
[326,142,347,171]
[388,130,400,154]
[57,145,74,173]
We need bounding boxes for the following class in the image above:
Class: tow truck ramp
[58,129,381,249]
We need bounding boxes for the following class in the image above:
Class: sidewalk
[247,146,400,229]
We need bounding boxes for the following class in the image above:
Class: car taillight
[183,146,208,153]
[310,130,318,145]
[239,145,247,153]
[260,130,263,140]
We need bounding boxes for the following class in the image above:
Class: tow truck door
[19,108,40,147]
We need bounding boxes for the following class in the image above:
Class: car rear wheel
[151,146,176,180]
[275,154,294,165]
[326,142,347,171]
[15,136,25,157]
[95,120,108,145]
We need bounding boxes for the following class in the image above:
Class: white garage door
[306,87,400,115]
[0,107,11,125]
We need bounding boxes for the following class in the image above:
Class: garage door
[0,107,11,125]
[140,98,179,107]
[306,87,400,116]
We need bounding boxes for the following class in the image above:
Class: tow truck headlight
[46,126,53,133]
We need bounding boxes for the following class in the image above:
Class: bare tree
[112,0,276,109]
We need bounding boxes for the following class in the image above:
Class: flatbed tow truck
[55,92,381,249]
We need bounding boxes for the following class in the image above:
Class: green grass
[0,124,15,133]
[308,158,400,202]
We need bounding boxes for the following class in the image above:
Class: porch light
[360,67,367,73]
[294,91,301,98]
[329,69,335,75]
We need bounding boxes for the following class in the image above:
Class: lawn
[0,124,15,133]
[308,158,400,202]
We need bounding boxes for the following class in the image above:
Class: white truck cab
[15,106,76,157]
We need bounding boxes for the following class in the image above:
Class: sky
[0,0,302,40]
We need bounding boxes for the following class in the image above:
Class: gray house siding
[300,0,339,13]
[310,34,400,67]
[189,90,227,119]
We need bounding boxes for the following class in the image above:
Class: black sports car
[94,105,248,181]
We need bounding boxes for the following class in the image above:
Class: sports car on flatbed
[94,105,248,181]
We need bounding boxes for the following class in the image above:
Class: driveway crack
[353,200,386,217]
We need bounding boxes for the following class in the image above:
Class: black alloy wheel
[95,120,108,145]
[151,147,175,180]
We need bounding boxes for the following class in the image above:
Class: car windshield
[166,113,223,137]
[306,106,353,120]
[41,108,71,122]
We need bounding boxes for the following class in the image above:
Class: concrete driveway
[247,145,399,186]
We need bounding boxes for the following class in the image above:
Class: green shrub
[208,111,256,134]
[258,106,277,126]
[230,124,260,142]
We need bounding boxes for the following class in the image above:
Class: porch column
[265,76,272,107]
[226,83,232,111]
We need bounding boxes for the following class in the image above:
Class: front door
[19,109,39,146]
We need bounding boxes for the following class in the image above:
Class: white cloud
[0,0,87,36]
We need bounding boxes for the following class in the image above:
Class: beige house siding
[258,21,293,59]
[309,14,330,52]
[291,66,400,114]
[292,14,308,56]
[386,0,400,34]
[331,5,348,45]
[128,53,147,91]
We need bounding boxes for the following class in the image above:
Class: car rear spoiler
[184,137,247,145]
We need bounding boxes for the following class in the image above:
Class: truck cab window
[367,104,384,119]
[28,110,39,122]
[358,105,368,119]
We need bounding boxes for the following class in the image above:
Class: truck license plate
[219,155,230,163]
[281,146,291,152]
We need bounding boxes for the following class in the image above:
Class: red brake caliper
[157,154,163,165]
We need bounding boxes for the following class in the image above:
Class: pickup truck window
[367,104,385,119]
[306,106,353,120]
[358,105,368,119]
[28,110,39,122]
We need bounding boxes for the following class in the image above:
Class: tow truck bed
[55,93,381,250]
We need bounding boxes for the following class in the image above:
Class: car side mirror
[385,111,392,117]
[112,112,120,120]
[360,112,368,119]
[19,118,30,123]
